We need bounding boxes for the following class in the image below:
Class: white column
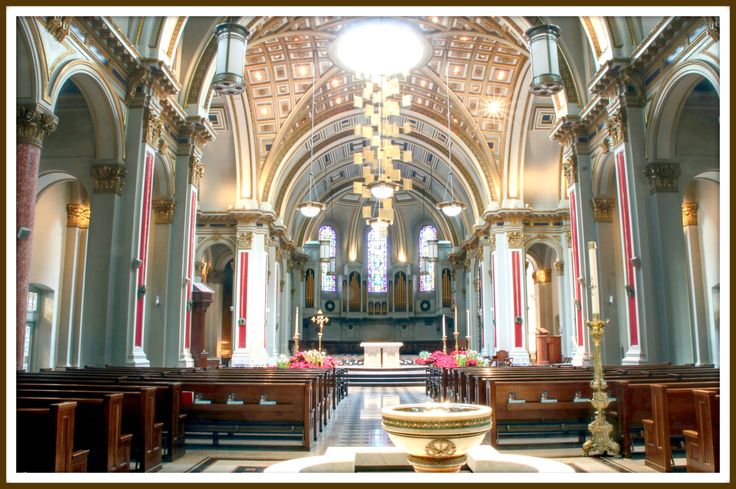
[231,229,269,366]
[481,243,495,356]
[265,244,280,360]
[683,204,711,365]
[55,219,83,367]
[494,231,530,365]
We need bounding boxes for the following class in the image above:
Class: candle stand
[582,314,620,457]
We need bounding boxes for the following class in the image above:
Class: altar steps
[346,366,426,387]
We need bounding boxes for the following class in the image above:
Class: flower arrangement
[275,354,290,368]
[415,350,489,368]
[284,349,337,369]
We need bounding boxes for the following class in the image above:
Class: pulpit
[191,282,216,368]
[360,342,403,368]
[535,335,562,365]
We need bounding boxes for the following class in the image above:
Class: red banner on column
[238,251,249,349]
[134,151,155,348]
[184,190,197,350]
[616,151,639,346]
[569,189,584,347]
[512,251,523,348]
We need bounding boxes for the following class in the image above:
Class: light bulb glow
[437,200,466,217]
[329,20,432,77]
[297,201,325,218]
[369,182,396,200]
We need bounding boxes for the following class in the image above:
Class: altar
[359,342,403,368]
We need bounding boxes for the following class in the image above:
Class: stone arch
[646,60,719,162]
[48,61,125,162]
[16,17,43,105]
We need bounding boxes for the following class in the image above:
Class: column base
[509,348,530,366]
[231,349,270,367]
[126,347,151,367]
[178,350,194,367]
[571,345,586,366]
[622,346,646,365]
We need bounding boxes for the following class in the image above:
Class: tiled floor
[161,385,658,473]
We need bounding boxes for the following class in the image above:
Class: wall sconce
[132,258,143,269]
[17,227,31,240]
[630,257,641,268]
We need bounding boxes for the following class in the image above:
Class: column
[682,203,710,365]
[563,146,595,366]
[55,204,89,367]
[265,241,280,360]
[16,104,58,369]
[465,251,480,351]
[494,231,530,365]
[607,103,659,364]
[147,199,174,367]
[644,162,693,364]
[80,163,125,367]
[592,197,623,365]
[553,255,574,360]
[164,117,213,367]
[481,239,495,356]
[231,226,270,366]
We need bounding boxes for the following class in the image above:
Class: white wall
[29,182,69,369]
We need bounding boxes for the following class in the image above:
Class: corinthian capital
[17,104,58,147]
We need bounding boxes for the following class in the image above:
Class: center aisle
[318,385,430,451]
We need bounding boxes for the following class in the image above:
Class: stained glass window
[319,225,337,292]
[419,225,437,292]
[367,227,388,293]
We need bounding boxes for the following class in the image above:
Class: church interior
[11,10,725,480]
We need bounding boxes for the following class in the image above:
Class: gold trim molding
[606,109,626,147]
[553,260,564,275]
[507,231,525,249]
[562,153,578,186]
[189,156,205,187]
[66,203,90,229]
[91,164,127,195]
[47,17,71,43]
[532,268,552,284]
[237,231,253,250]
[17,104,58,148]
[682,202,698,227]
[592,198,615,222]
[152,199,175,224]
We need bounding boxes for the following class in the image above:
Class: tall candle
[454,306,458,334]
[466,308,470,336]
[587,242,600,317]
[294,306,300,337]
[442,314,446,337]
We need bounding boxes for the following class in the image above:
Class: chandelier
[297,40,326,218]
[436,51,467,218]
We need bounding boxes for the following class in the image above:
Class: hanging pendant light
[436,51,467,217]
[426,238,439,262]
[368,181,398,200]
[212,22,250,95]
[298,40,325,218]
[524,24,563,97]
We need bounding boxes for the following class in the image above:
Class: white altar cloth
[359,342,403,368]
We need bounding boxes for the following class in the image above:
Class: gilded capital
[152,199,175,224]
[91,164,127,195]
[507,231,525,249]
[532,268,552,284]
[591,198,615,222]
[644,163,680,193]
[189,156,205,187]
[562,153,578,186]
[682,202,698,227]
[47,17,71,43]
[553,260,564,275]
[143,107,165,150]
[237,231,253,250]
[488,233,496,250]
[17,104,58,147]
[66,203,90,229]
[606,109,626,147]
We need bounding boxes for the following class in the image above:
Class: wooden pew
[683,390,720,472]
[609,379,720,457]
[17,387,162,472]
[17,373,185,462]
[17,394,131,472]
[180,381,313,450]
[16,402,89,472]
[643,384,720,472]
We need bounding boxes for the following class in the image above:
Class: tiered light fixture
[436,54,467,218]
[297,41,326,218]
[329,19,432,233]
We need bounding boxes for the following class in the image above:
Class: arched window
[319,225,337,292]
[418,225,438,291]
[367,227,388,293]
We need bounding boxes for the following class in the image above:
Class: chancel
[11,9,725,481]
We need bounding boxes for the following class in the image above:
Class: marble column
[265,241,280,360]
[481,240,496,356]
[494,231,530,365]
[682,203,711,365]
[644,162,694,364]
[16,104,58,369]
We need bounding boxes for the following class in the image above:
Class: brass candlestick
[292,334,300,355]
[453,331,460,352]
[441,335,448,354]
[465,336,471,351]
[582,314,621,457]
